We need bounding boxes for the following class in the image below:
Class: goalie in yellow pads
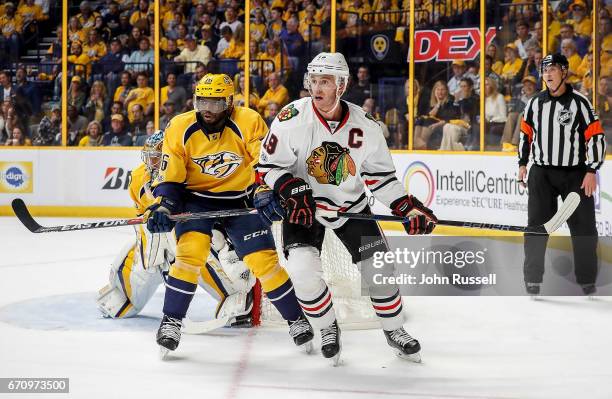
[144,74,314,357]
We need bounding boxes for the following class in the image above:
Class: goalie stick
[12,192,579,235]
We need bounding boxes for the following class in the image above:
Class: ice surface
[1,217,611,399]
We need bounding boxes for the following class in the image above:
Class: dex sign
[414,27,497,62]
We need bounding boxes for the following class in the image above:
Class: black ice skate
[581,283,596,297]
[157,315,182,360]
[320,320,341,366]
[288,315,314,353]
[525,282,541,298]
[384,327,421,363]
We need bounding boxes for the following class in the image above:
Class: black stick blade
[11,198,42,233]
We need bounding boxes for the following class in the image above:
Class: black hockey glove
[253,184,285,226]
[143,197,179,233]
[390,195,437,235]
[276,177,316,227]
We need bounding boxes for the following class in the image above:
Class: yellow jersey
[129,163,155,216]
[153,107,268,201]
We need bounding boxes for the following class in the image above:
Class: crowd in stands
[0,0,609,152]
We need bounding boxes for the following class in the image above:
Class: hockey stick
[182,316,230,334]
[10,198,256,233]
[318,192,581,235]
[12,192,580,235]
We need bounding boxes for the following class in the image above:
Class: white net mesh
[260,223,379,330]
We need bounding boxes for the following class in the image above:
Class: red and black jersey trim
[311,100,350,134]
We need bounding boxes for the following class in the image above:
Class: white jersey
[258,97,405,229]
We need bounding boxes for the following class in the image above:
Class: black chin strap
[549,68,567,95]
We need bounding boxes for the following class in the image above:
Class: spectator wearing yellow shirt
[258,72,290,116]
[240,40,264,78]
[560,39,584,84]
[251,8,268,43]
[67,41,92,79]
[114,71,135,103]
[219,27,245,59]
[567,0,592,38]
[124,72,154,123]
[83,30,108,63]
[282,0,299,22]
[76,1,99,35]
[130,0,150,27]
[501,43,523,81]
[67,16,85,44]
[233,74,260,110]
[258,39,290,79]
[299,4,322,42]
[341,0,372,23]
[578,52,594,94]
[0,2,23,61]
[268,7,285,39]
[162,0,183,32]
[17,0,48,25]
[546,9,563,54]
[486,43,504,76]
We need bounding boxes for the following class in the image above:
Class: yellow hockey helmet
[194,74,235,114]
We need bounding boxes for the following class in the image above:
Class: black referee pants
[524,165,598,285]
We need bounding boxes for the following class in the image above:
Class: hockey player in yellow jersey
[145,74,314,357]
[97,131,258,327]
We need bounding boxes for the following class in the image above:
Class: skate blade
[397,351,421,363]
[301,341,314,354]
[159,346,170,360]
[330,352,342,367]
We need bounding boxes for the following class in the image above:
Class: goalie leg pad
[217,289,254,327]
[287,246,336,330]
[96,284,136,318]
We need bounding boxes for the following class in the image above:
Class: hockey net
[254,223,379,330]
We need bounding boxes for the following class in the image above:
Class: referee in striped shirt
[517,53,607,296]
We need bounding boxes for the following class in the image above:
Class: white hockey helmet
[304,52,350,97]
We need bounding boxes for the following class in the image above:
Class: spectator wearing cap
[174,34,212,73]
[65,104,88,146]
[79,120,104,146]
[102,101,125,132]
[124,71,154,123]
[160,100,176,129]
[560,38,583,84]
[83,29,108,63]
[67,40,92,79]
[567,0,592,37]
[103,113,132,146]
[34,105,61,146]
[124,37,154,73]
[199,24,218,55]
[0,2,24,61]
[502,75,539,152]
[501,43,523,81]
[161,72,187,111]
[447,60,467,98]
[513,20,532,60]
[220,7,243,34]
[68,75,87,112]
[258,72,289,116]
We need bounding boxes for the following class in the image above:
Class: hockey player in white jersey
[97,132,256,327]
[255,52,438,364]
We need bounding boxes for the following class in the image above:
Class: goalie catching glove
[253,184,285,226]
[143,197,179,233]
[390,195,437,235]
[275,176,316,227]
